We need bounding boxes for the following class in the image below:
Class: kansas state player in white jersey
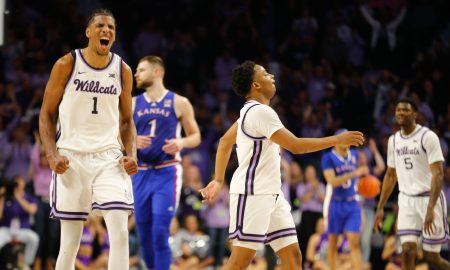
[39,9,137,270]
[200,60,365,270]
[374,98,450,270]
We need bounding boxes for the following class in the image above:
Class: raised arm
[119,62,137,175]
[270,127,364,154]
[39,53,73,174]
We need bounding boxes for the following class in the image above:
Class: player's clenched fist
[120,156,138,175]
[48,154,70,174]
[336,131,365,147]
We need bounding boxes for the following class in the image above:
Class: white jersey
[56,49,123,152]
[387,125,444,195]
[230,101,284,195]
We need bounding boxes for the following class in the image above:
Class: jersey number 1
[148,119,157,137]
[92,97,98,114]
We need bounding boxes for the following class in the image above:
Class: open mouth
[100,38,110,48]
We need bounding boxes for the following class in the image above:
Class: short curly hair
[231,60,255,97]
[86,9,116,27]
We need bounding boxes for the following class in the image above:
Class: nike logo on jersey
[109,73,115,78]
[78,71,87,74]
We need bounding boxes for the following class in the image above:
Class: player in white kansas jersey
[200,61,364,270]
[39,9,137,270]
[374,98,450,270]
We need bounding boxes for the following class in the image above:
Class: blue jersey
[133,91,180,166]
[321,149,359,199]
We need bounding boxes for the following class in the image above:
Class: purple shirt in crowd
[30,144,52,197]
[201,187,230,228]
[0,194,37,229]
[296,182,325,213]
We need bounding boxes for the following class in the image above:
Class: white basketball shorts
[397,191,449,252]
[229,193,298,252]
[50,148,134,220]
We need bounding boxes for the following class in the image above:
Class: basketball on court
[357,175,380,198]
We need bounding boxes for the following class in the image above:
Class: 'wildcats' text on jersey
[56,49,123,152]
[387,124,444,195]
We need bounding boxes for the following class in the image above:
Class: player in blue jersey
[321,129,368,270]
[132,56,201,270]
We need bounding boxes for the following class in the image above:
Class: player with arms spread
[39,9,137,270]
[374,98,450,270]
[200,60,364,270]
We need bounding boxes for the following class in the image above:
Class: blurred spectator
[75,215,109,270]
[30,131,59,270]
[296,165,326,258]
[171,214,214,270]
[359,138,386,264]
[201,182,229,268]
[179,161,205,222]
[0,175,39,269]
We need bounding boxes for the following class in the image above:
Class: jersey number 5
[404,157,413,170]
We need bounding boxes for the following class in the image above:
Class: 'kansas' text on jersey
[133,91,180,165]
[322,149,359,198]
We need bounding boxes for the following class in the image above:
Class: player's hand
[374,208,384,233]
[162,138,183,155]
[355,165,370,177]
[199,180,222,203]
[136,136,151,149]
[336,131,365,147]
[424,207,435,235]
[120,156,138,176]
[48,154,70,174]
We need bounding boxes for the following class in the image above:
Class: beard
[137,80,153,89]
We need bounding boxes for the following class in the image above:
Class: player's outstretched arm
[119,62,137,175]
[39,53,72,174]
[199,122,237,202]
[374,167,397,232]
[270,128,364,154]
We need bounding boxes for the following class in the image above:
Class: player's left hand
[120,156,138,176]
[424,208,435,235]
[162,139,183,155]
[199,180,222,203]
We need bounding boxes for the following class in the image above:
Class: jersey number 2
[92,97,98,114]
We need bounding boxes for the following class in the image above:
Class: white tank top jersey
[56,49,123,152]
[230,101,284,195]
[387,124,444,195]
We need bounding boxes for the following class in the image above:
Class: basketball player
[39,9,137,270]
[374,98,450,270]
[321,128,368,270]
[199,61,364,270]
[132,56,201,270]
